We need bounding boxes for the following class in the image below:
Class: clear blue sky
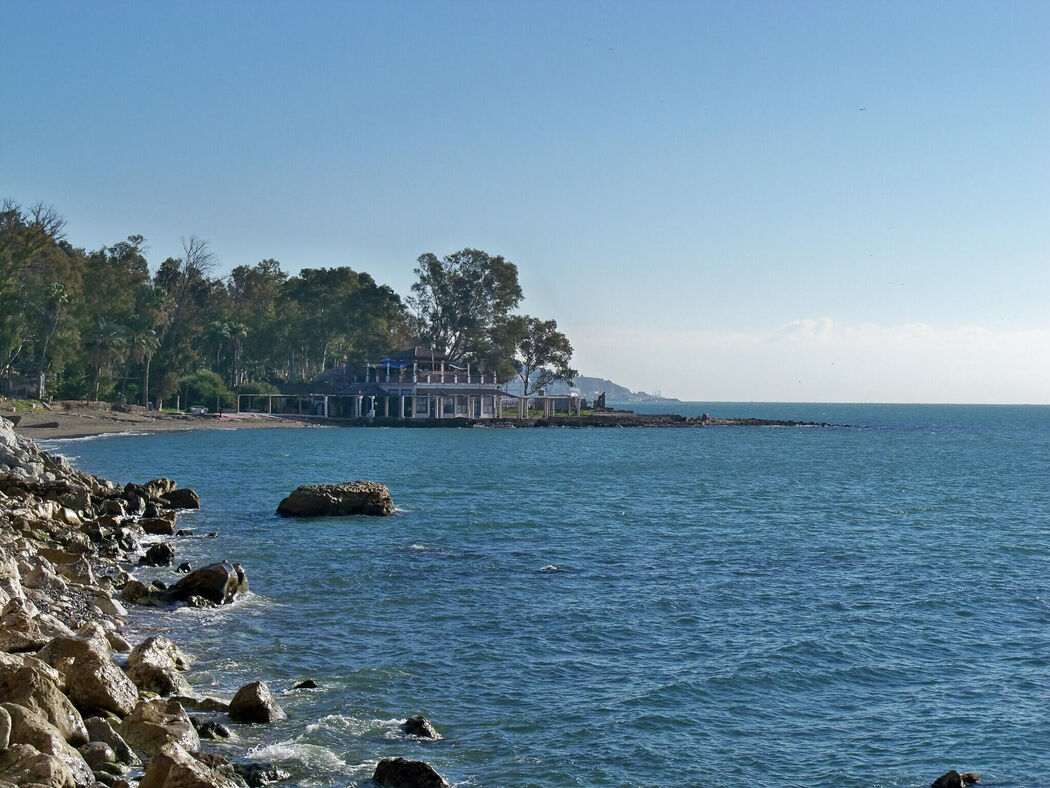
[2,1,1047,402]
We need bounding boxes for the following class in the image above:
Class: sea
[40,403,1050,788]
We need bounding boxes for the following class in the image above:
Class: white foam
[247,739,347,772]
[305,714,402,738]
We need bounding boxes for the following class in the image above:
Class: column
[324,396,329,419]
[356,395,363,417]
[399,395,406,419]
[383,397,389,417]
[267,396,272,414]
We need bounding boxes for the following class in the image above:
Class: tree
[408,249,522,365]
[178,369,234,412]
[84,320,126,401]
[506,315,577,396]
[125,326,159,407]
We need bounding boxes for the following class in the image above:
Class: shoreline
[8,406,323,441]
[8,402,838,441]
[0,415,406,787]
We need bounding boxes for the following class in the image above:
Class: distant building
[306,346,506,420]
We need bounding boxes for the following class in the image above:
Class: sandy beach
[4,401,320,441]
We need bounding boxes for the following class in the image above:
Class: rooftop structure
[282,347,509,420]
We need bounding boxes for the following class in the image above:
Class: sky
[2,1,1047,403]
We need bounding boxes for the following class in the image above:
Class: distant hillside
[503,374,677,403]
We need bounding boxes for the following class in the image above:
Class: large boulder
[2,703,94,786]
[125,658,191,698]
[128,636,190,672]
[0,743,76,788]
[169,562,248,606]
[138,742,242,788]
[117,699,199,759]
[228,681,285,724]
[65,652,139,717]
[160,488,200,510]
[276,481,395,517]
[372,757,448,788]
[0,663,87,745]
[139,517,177,536]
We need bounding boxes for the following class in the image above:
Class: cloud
[572,319,1050,403]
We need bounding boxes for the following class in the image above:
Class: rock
[128,636,190,672]
[2,702,94,786]
[139,518,176,536]
[0,743,76,788]
[125,659,191,697]
[275,481,395,517]
[120,579,170,607]
[104,632,132,653]
[402,715,442,739]
[233,759,290,787]
[79,741,116,769]
[931,772,980,788]
[228,682,285,724]
[0,663,88,745]
[160,488,200,510]
[372,757,448,788]
[139,479,178,500]
[293,680,317,689]
[176,562,192,573]
[93,595,128,619]
[137,742,241,788]
[66,652,139,717]
[36,632,110,669]
[175,530,194,538]
[190,717,230,740]
[173,696,229,713]
[102,500,126,517]
[169,562,248,606]
[117,699,199,759]
[84,717,139,766]
[0,704,9,749]
[140,543,175,567]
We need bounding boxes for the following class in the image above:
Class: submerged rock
[293,679,317,690]
[276,480,395,517]
[234,759,291,787]
[402,715,442,739]
[932,772,980,788]
[372,756,448,788]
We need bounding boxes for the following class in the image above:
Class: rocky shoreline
[0,417,445,788]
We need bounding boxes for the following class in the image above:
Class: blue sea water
[42,403,1050,787]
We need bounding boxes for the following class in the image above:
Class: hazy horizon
[3,2,1047,404]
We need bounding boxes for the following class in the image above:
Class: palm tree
[126,327,159,408]
[84,320,127,401]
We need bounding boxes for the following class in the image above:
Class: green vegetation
[0,200,576,405]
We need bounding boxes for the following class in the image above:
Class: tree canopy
[0,200,576,405]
